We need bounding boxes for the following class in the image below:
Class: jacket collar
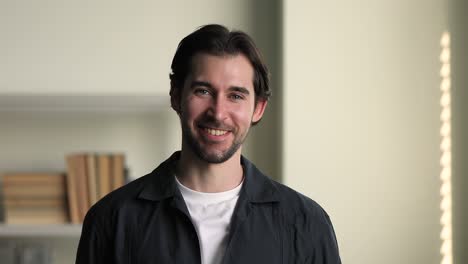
[137,151,279,203]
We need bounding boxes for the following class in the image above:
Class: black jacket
[76,152,341,264]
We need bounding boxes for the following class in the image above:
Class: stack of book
[0,242,51,264]
[1,173,68,224]
[65,153,126,223]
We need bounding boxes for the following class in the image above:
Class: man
[76,24,341,264]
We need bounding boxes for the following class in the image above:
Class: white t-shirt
[175,176,243,264]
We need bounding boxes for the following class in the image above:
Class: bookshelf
[0,94,168,113]
[0,224,81,237]
[0,93,180,263]
[0,93,179,178]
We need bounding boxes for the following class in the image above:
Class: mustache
[196,116,233,131]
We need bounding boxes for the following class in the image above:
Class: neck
[176,147,244,193]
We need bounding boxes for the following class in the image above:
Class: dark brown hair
[169,24,271,103]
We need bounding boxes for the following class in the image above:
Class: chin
[182,126,242,164]
[197,150,234,164]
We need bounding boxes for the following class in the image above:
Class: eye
[194,88,210,96]
[230,93,244,100]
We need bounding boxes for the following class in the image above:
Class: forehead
[187,53,254,89]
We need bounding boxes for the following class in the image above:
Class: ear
[170,82,181,114]
[252,99,268,123]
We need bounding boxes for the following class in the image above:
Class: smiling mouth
[204,127,228,136]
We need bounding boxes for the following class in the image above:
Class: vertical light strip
[439,31,452,264]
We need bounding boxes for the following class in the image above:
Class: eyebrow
[190,81,250,95]
[190,81,212,89]
[228,86,250,95]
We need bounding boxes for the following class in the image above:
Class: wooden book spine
[65,155,80,224]
[111,154,125,191]
[5,207,68,224]
[98,154,111,199]
[86,154,98,207]
[2,173,65,185]
[2,173,66,198]
[4,198,65,208]
[74,154,90,222]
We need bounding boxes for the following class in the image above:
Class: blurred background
[0,0,467,263]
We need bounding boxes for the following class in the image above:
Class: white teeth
[205,128,228,136]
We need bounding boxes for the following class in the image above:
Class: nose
[208,96,228,121]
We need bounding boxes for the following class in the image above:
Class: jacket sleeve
[75,209,113,264]
[292,209,341,264]
[308,213,341,264]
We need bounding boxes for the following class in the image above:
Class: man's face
[173,53,267,163]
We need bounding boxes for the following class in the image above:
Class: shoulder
[271,180,333,228]
[86,154,177,220]
[242,156,332,228]
[93,172,154,207]
[84,172,155,223]
[268,179,341,262]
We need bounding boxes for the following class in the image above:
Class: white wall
[0,0,253,95]
[283,1,446,263]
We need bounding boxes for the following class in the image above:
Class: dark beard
[181,121,244,164]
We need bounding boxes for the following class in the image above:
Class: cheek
[182,98,205,120]
[232,106,255,127]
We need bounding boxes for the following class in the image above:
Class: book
[5,207,68,224]
[73,154,90,222]
[97,154,111,199]
[2,174,66,198]
[111,154,125,191]
[65,155,80,224]
[17,244,52,264]
[86,154,98,207]
[63,152,127,223]
[3,186,65,198]
[2,173,65,186]
[4,198,65,208]
[1,172,69,225]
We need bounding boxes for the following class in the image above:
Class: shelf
[0,94,170,113]
[0,224,82,237]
